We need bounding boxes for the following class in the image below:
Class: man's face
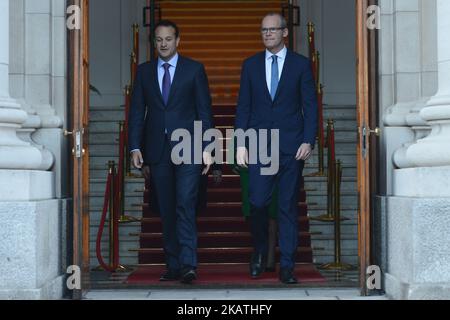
[155,26,180,61]
[261,15,288,51]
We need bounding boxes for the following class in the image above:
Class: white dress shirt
[265,46,287,94]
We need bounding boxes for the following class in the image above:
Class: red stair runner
[127,264,325,285]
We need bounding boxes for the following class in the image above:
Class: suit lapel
[259,52,272,102]
[273,49,291,102]
[151,60,165,109]
[165,55,184,109]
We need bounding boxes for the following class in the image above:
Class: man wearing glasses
[235,13,318,284]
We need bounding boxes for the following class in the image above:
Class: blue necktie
[162,63,171,105]
[270,55,279,100]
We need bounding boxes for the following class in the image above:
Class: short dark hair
[153,19,180,38]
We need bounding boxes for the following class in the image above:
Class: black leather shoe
[279,268,298,284]
[250,253,266,278]
[180,267,197,284]
[159,269,180,281]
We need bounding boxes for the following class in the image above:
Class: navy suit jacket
[234,49,318,155]
[128,55,213,164]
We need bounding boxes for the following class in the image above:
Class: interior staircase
[135,0,318,268]
[88,0,358,283]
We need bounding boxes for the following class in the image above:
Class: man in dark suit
[129,20,213,284]
[235,13,318,284]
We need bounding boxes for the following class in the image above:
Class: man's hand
[131,150,144,169]
[202,151,213,175]
[236,147,249,168]
[295,143,313,161]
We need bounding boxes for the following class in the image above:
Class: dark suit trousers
[150,139,201,270]
[248,153,304,269]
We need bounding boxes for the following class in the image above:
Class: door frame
[68,0,90,300]
[355,0,379,296]
[67,0,379,295]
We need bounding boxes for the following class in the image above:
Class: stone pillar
[0,0,42,170]
[0,0,63,300]
[383,1,422,127]
[385,0,450,300]
[9,0,69,196]
[9,0,54,171]
[23,0,62,129]
[406,0,450,168]
[393,0,438,169]
[379,0,420,195]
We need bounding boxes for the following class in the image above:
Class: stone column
[0,0,42,170]
[383,1,422,127]
[385,0,450,300]
[23,0,63,128]
[379,0,421,194]
[406,0,450,169]
[0,0,64,300]
[393,0,437,169]
[8,0,69,197]
[9,0,54,171]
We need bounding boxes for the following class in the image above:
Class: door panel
[356,0,378,296]
[68,0,90,299]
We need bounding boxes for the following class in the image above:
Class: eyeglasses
[260,27,285,34]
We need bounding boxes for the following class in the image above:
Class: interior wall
[298,0,356,106]
[89,0,147,107]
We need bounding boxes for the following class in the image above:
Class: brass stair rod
[317,85,325,175]
[334,160,342,265]
[309,120,335,221]
[307,85,326,178]
[133,23,139,65]
[108,161,116,269]
[118,122,140,223]
[319,159,354,271]
[307,22,315,60]
[119,122,125,219]
[315,52,321,90]
[130,52,137,88]
[108,161,133,272]
[326,120,335,219]
[124,86,131,176]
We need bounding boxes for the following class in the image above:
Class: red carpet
[127,264,326,285]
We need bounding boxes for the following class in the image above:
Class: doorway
[68,0,379,296]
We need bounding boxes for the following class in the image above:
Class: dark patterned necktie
[162,63,171,105]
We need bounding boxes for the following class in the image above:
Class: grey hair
[263,12,287,29]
